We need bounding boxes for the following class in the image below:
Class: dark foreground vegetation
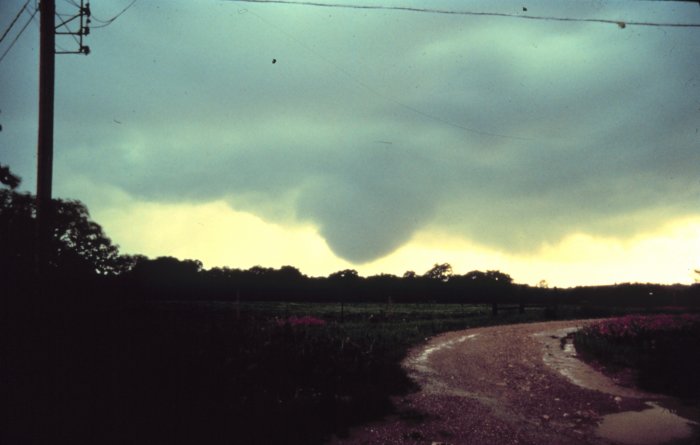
[573,314,700,402]
[2,165,700,444]
[3,302,502,443]
[5,299,656,445]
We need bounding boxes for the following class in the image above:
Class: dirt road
[329,320,672,445]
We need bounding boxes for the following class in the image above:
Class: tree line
[2,164,698,308]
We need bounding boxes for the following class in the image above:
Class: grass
[5,299,661,444]
[573,313,700,402]
[186,300,494,322]
[116,301,648,443]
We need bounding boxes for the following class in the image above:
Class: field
[7,300,694,444]
[109,301,545,444]
[5,301,556,444]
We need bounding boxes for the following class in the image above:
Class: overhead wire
[233,0,699,140]
[0,0,136,65]
[0,0,31,44]
[0,6,38,65]
[231,0,700,28]
[240,8,531,140]
[90,0,138,29]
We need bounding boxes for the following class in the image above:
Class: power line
[0,7,38,65]
[241,8,531,140]
[0,0,31,44]
[53,1,90,55]
[90,0,138,28]
[231,0,700,28]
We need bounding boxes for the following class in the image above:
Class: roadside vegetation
[573,313,700,402]
[3,164,700,444]
[39,302,567,444]
[7,300,679,445]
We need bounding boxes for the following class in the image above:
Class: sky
[1,0,699,287]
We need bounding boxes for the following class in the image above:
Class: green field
[7,300,689,445]
[98,301,602,444]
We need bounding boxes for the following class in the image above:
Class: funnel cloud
[1,0,699,264]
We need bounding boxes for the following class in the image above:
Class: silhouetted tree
[459,270,512,285]
[127,256,204,299]
[248,265,307,300]
[423,263,453,282]
[484,270,513,285]
[1,178,134,281]
[328,269,361,319]
[328,269,359,280]
[365,273,401,302]
[447,270,515,304]
[277,265,304,280]
[130,256,202,281]
[247,265,275,277]
[0,164,21,189]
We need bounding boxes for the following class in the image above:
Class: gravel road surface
[328,320,664,445]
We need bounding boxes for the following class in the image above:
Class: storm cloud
[2,0,699,264]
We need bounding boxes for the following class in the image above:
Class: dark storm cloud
[3,0,700,263]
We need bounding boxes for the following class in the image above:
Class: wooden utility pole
[35,0,56,291]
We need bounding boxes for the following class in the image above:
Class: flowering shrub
[579,313,700,342]
[574,313,700,399]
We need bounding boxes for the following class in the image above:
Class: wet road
[329,320,700,445]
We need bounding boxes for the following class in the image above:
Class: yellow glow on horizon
[526,218,700,287]
[375,218,700,288]
[95,199,353,275]
[93,196,700,288]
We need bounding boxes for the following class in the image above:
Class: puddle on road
[411,333,478,374]
[537,328,648,398]
[536,327,700,445]
[597,402,699,445]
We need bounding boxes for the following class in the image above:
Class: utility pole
[30,2,89,441]
[35,0,90,295]
[35,0,56,297]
